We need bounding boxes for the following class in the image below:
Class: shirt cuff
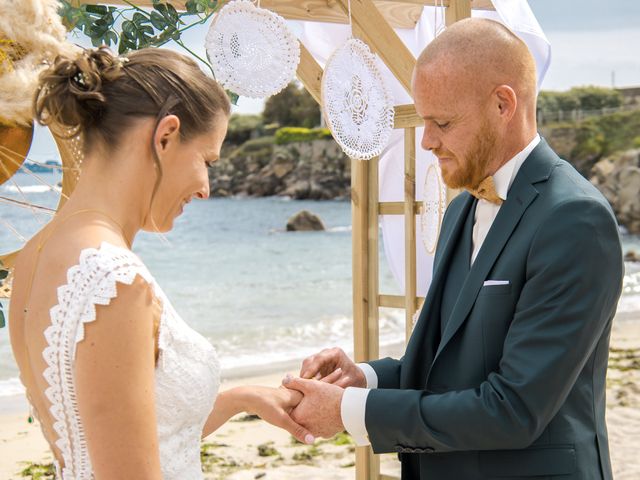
[356,363,378,389]
[341,386,371,446]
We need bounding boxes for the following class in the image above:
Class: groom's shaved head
[412,18,539,190]
[415,18,537,106]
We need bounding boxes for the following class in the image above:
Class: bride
[8,47,318,479]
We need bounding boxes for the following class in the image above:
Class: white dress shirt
[341,134,541,446]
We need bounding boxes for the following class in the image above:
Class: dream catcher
[321,0,394,160]
[204,0,300,98]
[420,161,447,255]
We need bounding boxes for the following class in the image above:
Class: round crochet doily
[321,38,394,160]
[205,0,300,98]
[420,163,446,255]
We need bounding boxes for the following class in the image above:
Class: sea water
[0,171,639,397]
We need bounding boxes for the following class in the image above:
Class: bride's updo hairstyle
[34,46,230,152]
[33,46,231,208]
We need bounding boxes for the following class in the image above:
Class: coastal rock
[625,250,640,262]
[282,180,310,199]
[590,149,640,234]
[208,138,350,200]
[272,152,296,179]
[286,210,325,231]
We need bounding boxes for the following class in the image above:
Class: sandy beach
[1,318,639,480]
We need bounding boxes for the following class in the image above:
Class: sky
[527,0,640,92]
[27,0,640,158]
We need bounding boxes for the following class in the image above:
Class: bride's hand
[242,386,315,445]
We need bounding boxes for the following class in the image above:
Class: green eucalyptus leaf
[63,1,218,74]
[150,11,167,29]
[122,20,135,35]
[185,0,198,14]
[0,307,5,329]
[105,31,118,46]
[118,36,129,54]
[166,4,181,24]
[86,5,108,15]
[226,90,239,105]
[132,12,148,25]
[0,269,8,280]
[104,11,115,25]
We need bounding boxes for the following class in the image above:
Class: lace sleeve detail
[42,242,157,479]
[66,242,155,358]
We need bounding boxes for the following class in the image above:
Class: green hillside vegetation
[223,86,638,181]
[541,109,640,176]
[538,86,623,114]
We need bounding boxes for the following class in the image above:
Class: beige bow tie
[467,177,503,205]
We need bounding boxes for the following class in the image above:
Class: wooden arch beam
[73,1,494,29]
[335,0,417,96]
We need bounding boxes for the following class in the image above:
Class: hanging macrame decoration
[204,0,300,98]
[420,162,446,255]
[321,36,394,160]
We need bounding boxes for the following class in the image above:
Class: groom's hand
[300,347,366,389]
[282,375,345,439]
[243,386,315,445]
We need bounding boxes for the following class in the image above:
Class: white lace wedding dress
[39,242,220,479]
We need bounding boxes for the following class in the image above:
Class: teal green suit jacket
[366,139,624,479]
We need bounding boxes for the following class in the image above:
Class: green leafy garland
[57,0,239,103]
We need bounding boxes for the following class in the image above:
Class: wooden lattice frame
[72,2,492,479]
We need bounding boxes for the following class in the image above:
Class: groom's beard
[436,120,498,190]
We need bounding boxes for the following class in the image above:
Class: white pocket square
[483,280,510,286]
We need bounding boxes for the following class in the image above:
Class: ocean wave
[212,312,406,373]
[618,294,640,315]
[0,377,24,397]
[327,225,352,233]
[623,269,640,295]
[2,184,61,194]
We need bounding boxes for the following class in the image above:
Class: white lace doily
[321,38,394,161]
[204,0,300,98]
[420,163,446,254]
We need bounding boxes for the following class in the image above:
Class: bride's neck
[58,155,152,246]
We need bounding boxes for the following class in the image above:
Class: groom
[283,18,624,479]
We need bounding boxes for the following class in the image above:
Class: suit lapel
[430,139,559,365]
[401,194,475,387]
[431,193,476,295]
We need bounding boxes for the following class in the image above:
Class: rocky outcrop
[625,250,640,262]
[209,138,350,200]
[590,149,640,234]
[541,109,640,178]
[286,210,325,231]
[541,124,602,177]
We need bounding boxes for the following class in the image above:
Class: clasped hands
[265,347,367,444]
[245,348,364,445]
